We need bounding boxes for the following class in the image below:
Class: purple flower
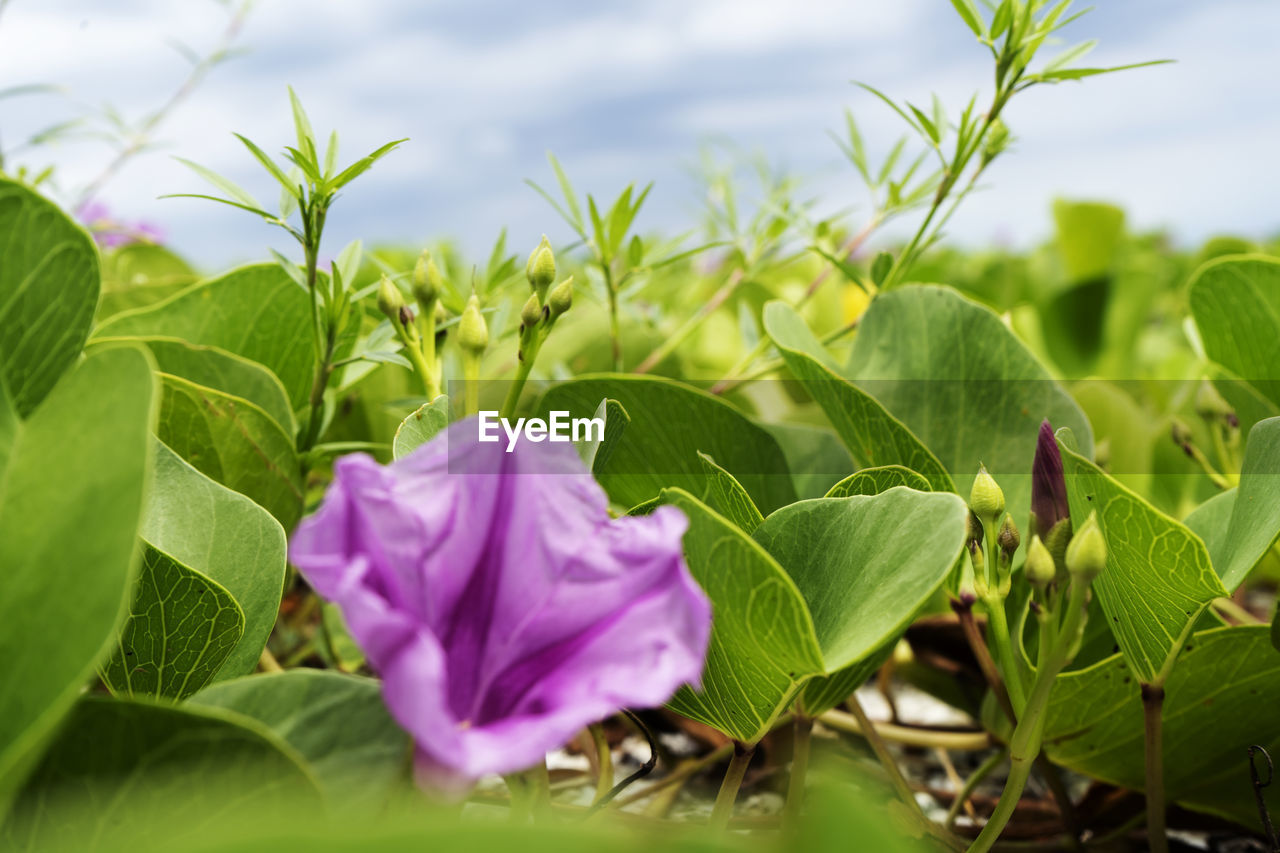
[75,200,165,248]
[1030,419,1069,539]
[290,421,711,785]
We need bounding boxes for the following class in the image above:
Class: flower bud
[548,275,573,319]
[970,466,1005,519]
[1031,420,1069,539]
[520,292,542,330]
[526,235,556,297]
[1170,418,1194,455]
[997,514,1020,558]
[413,251,442,307]
[458,294,488,356]
[1024,534,1055,588]
[1065,510,1106,581]
[377,274,406,324]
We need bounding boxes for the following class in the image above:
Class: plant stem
[945,749,1007,829]
[783,715,813,829]
[708,741,755,831]
[1213,595,1263,625]
[818,709,991,751]
[953,602,1017,724]
[505,761,551,824]
[1142,684,1168,853]
[845,694,926,821]
[967,580,1088,853]
[462,354,480,418]
[603,264,622,371]
[634,268,743,374]
[589,723,613,806]
[984,599,1026,714]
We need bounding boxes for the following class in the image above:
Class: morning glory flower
[289,421,711,785]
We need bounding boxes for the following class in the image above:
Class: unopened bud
[997,514,1020,558]
[377,274,406,323]
[526,235,556,297]
[458,294,488,356]
[970,466,1005,519]
[1171,418,1194,453]
[1065,510,1106,581]
[548,275,573,318]
[520,292,542,330]
[1024,534,1055,588]
[413,251,442,307]
[398,305,414,328]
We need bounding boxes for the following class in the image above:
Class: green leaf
[763,301,953,491]
[1189,255,1280,414]
[91,336,297,437]
[697,451,765,534]
[1182,417,1280,591]
[96,263,314,414]
[140,442,287,679]
[661,489,824,743]
[233,133,301,199]
[156,374,304,529]
[950,0,985,36]
[578,397,629,473]
[760,421,854,501]
[100,546,245,700]
[1045,626,1280,829]
[190,670,412,814]
[2,697,319,849]
[752,489,968,680]
[548,151,584,230]
[0,178,100,416]
[173,156,262,209]
[537,375,796,514]
[287,86,317,158]
[98,244,199,320]
[1059,438,1227,685]
[826,465,932,497]
[392,395,449,460]
[0,346,156,811]
[843,285,1093,522]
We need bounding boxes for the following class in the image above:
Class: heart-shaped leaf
[101,546,244,700]
[0,178,99,416]
[140,442,288,679]
[697,452,764,533]
[2,697,319,849]
[539,376,796,513]
[1059,437,1227,685]
[826,465,931,497]
[764,301,952,491]
[191,670,412,814]
[157,374,303,529]
[96,263,314,414]
[843,285,1093,522]
[1186,418,1280,591]
[1045,626,1279,829]
[0,346,156,812]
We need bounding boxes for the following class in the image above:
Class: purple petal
[290,419,711,781]
[1030,419,1069,538]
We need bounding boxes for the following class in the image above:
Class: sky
[2,0,1278,269]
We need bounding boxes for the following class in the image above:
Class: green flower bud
[458,294,488,356]
[525,235,556,297]
[377,274,406,323]
[1065,510,1107,581]
[1024,534,1055,588]
[1195,381,1234,422]
[997,514,1020,558]
[413,251,442,307]
[520,292,542,330]
[548,275,573,319]
[1044,516,1072,579]
[970,466,1005,519]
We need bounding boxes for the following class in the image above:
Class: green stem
[845,694,925,822]
[420,299,441,398]
[501,357,535,420]
[783,715,813,829]
[1142,684,1168,853]
[635,269,743,374]
[589,723,613,806]
[708,741,755,831]
[603,264,622,371]
[462,354,480,418]
[967,580,1089,853]
[400,330,437,400]
[505,761,551,824]
[945,748,1007,829]
[984,599,1026,714]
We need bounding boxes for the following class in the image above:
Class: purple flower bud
[289,421,711,786]
[1031,420,1069,539]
